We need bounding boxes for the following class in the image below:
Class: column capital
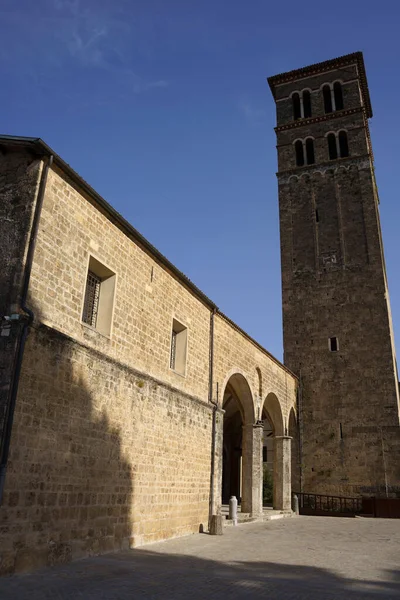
[274,435,292,441]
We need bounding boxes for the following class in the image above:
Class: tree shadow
[0,298,134,574]
[0,547,398,599]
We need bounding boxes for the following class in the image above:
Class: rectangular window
[329,337,339,352]
[170,319,187,375]
[82,271,101,327]
[82,256,116,337]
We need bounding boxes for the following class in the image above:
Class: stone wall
[0,321,213,574]
[0,145,297,575]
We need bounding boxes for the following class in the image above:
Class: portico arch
[222,373,261,515]
[262,392,291,511]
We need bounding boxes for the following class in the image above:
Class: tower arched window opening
[292,93,301,120]
[338,130,349,157]
[303,90,312,118]
[334,82,344,111]
[295,140,305,167]
[305,138,315,165]
[323,85,333,114]
[327,133,338,160]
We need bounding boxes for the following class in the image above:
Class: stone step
[263,510,293,521]
[222,509,294,527]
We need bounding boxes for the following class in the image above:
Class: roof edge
[0,134,297,381]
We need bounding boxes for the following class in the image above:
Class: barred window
[170,319,187,375]
[82,271,101,327]
[81,256,116,337]
[170,330,177,370]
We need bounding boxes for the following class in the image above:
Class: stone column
[273,436,292,511]
[210,407,224,518]
[241,422,263,517]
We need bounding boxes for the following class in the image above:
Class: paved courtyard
[1,516,400,599]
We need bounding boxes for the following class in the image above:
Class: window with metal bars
[170,330,177,370]
[82,271,101,327]
[81,256,116,336]
[170,319,187,375]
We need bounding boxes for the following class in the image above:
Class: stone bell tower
[268,52,400,497]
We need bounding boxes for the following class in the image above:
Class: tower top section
[268,52,372,119]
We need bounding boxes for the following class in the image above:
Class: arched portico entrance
[262,393,292,511]
[222,373,261,515]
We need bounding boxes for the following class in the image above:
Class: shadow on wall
[0,298,134,575]
[0,549,399,599]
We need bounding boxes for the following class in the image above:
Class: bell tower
[268,52,400,496]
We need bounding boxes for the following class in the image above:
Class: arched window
[327,133,337,160]
[338,130,349,157]
[334,82,344,111]
[303,90,312,118]
[305,138,315,165]
[292,93,301,120]
[295,140,304,166]
[323,85,333,114]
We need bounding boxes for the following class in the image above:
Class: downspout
[0,154,53,504]
[208,307,218,529]
[298,369,304,494]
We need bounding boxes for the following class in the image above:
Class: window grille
[170,330,177,370]
[82,271,101,327]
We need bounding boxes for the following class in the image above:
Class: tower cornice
[268,51,372,119]
[274,107,364,133]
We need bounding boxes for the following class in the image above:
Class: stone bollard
[292,494,299,515]
[209,514,223,535]
[229,495,238,526]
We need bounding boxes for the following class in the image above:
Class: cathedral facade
[0,52,399,575]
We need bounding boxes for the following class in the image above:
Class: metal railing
[294,492,363,516]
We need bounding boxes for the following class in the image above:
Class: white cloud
[239,100,266,125]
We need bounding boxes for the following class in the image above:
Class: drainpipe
[298,369,304,494]
[0,154,53,504]
[208,308,218,528]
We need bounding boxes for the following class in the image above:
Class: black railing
[294,492,363,517]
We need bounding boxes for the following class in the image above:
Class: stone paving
[1,516,400,599]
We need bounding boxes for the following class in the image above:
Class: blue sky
[2,0,400,360]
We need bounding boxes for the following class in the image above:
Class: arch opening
[334,82,344,111]
[261,393,285,508]
[338,130,349,158]
[327,133,338,160]
[221,373,254,506]
[292,92,301,120]
[323,85,333,114]
[305,138,315,165]
[303,90,312,118]
[295,140,305,167]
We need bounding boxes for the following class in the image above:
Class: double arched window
[292,90,312,120]
[327,130,349,160]
[295,137,315,167]
[322,81,344,114]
